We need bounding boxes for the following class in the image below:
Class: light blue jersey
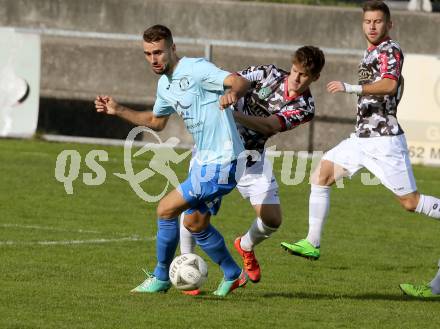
[153,57,244,164]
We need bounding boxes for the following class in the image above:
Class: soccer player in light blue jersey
[94,25,250,296]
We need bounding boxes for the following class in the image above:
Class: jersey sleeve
[275,94,315,132]
[236,65,274,82]
[153,90,174,117]
[379,44,403,81]
[192,58,230,92]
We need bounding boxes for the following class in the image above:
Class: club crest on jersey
[358,66,372,84]
[174,101,191,111]
[258,87,272,100]
[179,77,190,91]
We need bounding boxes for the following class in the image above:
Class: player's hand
[219,91,238,110]
[94,95,120,115]
[327,81,345,94]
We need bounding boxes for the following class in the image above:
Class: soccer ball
[169,253,208,291]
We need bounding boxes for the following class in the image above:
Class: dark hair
[143,24,173,46]
[292,46,325,77]
[362,1,391,22]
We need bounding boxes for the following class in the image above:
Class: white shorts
[236,154,280,205]
[323,134,417,196]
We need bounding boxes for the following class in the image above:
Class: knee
[398,197,418,212]
[183,215,209,233]
[311,169,334,186]
[318,176,334,187]
[157,200,175,219]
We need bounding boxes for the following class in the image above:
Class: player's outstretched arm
[359,78,398,96]
[233,112,282,137]
[94,95,169,131]
[219,74,251,109]
[327,78,397,96]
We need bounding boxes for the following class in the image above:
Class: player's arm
[219,74,251,109]
[328,46,402,97]
[232,112,282,137]
[327,78,398,96]
[94,95,169,131]
[220,65,272,109]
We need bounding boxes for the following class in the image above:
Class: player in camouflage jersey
[354,32,403,138]
[281,1,440,294]
[180,46,325,286]
[233,63,315,154]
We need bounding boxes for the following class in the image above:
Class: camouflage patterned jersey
[234,64,315,154]
[356,38,404,137]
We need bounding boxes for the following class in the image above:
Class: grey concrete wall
[1,0,438,151]
[2,0,438,54]
[40,37,204,103]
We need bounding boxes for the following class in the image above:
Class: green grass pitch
[1,138,439,329]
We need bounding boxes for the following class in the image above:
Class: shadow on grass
[172,289,259,302]
[132,290,440,304]
[261,291,440,302]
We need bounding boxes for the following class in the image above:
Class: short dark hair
[143,24,173,46]
[362,0,391,22]
[292,46,325,77]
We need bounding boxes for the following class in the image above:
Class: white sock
[179,213,196,254]
[429,259,440,294]
[415,195,440,219]
[306,184,331,247]
[240,217,278,251]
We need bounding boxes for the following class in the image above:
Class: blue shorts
[178,160,237,215]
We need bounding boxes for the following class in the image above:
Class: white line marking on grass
[20,151,52,157]
[0,223,102,234]
[1,224,150,237]
[42,134,194,149]
[0,236,155,246]
[12,147,176,165]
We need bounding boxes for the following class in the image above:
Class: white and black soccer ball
[169,253,208,291]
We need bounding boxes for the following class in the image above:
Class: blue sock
[153,218,179,281]
[191,224,241,281]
